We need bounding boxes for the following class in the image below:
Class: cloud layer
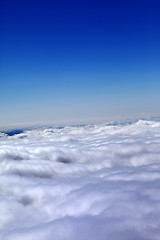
[0,120,160,240]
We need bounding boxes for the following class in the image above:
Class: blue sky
[0,0,160,126]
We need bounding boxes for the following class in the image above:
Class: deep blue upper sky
[0,0,160,126]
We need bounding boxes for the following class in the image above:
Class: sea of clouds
[0,120,160,240]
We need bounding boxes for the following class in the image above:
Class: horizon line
[0,113,160,131]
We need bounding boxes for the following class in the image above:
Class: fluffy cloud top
[0,120,160,240]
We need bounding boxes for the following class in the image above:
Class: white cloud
[0,120,160,239]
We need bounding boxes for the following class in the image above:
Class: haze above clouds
[0,120,160,240]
